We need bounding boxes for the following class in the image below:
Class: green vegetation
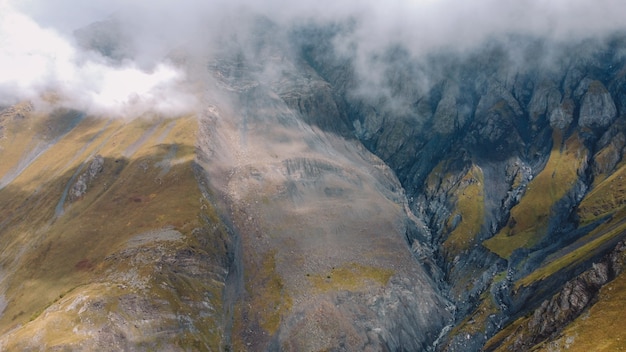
[245,250,292,335]
[307,262,395,292]
[577,161,626,225]
[484,131,586,258]
[487,251,626,352]
[443,165,485,260]
[516,209,626,289]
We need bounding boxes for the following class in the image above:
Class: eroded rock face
[195,47,453,350]
[69,155,104,201]
[528,81,562,123]
[579,81,617,129]
[548,96,575,131]
[499,241,626,351]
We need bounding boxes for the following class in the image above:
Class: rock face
[490,240,626,351]
[579,81,617,129]
[69,155,104,201]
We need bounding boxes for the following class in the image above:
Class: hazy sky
[2,0,626,116]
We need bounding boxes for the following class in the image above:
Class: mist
[2,0,626,117]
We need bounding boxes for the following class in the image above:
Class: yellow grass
[443,165,485,260]
[307,262,394,293]
[484,131,586,258]
[0,112,228,349]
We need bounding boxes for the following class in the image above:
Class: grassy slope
[484,131,586,258]
[443,165,485,261]
[483,134,626,351]
[485,267,626,352]
[578,159,626,225]
[0,103,40,180]
[515,141,626,288]
[308,262,394,293]
[516,211,626,288]
[0,109,229,350]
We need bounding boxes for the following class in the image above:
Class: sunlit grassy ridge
[513,142,626,288]
[484,131,586,258]
[0,110,230,350]
[577,160,626,225]
[516,205,626,289]
[482,137,626,351]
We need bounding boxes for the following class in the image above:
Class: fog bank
[2,0,626,117]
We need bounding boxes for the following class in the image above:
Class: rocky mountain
[2,14,626,351]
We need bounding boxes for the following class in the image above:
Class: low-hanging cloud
[2,0,626,117]
[0,1,197,117]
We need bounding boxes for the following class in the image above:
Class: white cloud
[0,1,196,117]
[2,0,626,117]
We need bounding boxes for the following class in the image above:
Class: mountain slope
[195,52,452,350]
[3,17,626,352]
[0,109,232,350]
[0,31,454,349]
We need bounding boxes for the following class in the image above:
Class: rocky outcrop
[549,100,575,130]
[492,240,626,351]
[0,102,34,139]
[69,155,104,201]
[528,81,562,123]
[578,81,617,129]
[0,102,33,120]
[592,131,626,176]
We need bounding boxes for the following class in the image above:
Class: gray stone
[579,81,617,128]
